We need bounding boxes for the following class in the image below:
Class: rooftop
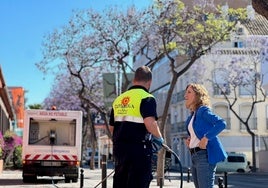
[243,13,268,35]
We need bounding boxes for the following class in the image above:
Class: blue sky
[0,0,152,106]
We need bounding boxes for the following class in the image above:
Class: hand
[198,136,208,149]
[184,137,190,148]
[152,136,164,153]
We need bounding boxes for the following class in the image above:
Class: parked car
[216,152,250,173]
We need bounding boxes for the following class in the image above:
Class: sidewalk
[0,168,195,188]
[83,168,195,188]
[2,168,268,188]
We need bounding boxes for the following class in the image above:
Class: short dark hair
[134,66,152,82]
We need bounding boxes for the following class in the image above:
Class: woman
[184,83,227,188]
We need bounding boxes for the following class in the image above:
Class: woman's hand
[184,137,190,148]
[199,136,208,149]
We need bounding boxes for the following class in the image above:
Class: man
[109,66,164,188]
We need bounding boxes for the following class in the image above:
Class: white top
[188,113,200,148]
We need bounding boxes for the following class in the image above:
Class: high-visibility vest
[113,88,154,123]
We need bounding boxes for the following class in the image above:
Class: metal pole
[101,155,107,188]
[159,177,163,188]
[224,172,228,188]
[187,167,191,183]
[80,169,84,188]
[98,130,101,169]
[218,177,224,188]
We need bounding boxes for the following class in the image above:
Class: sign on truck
[22,109,82,183]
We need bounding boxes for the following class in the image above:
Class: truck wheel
[237,169,245,173]
[65,177,78,183]
[65,178,71,183]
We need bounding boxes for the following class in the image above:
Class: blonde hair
[186,83,210,110]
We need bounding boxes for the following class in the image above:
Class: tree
[43,71,103,169]
[28,104,42,109]
[210,35,268,171]
[42,73,89,149]
[2,130,22,167]
[134,0,247,184]
[37,6,152,169]
[78,6,153,91]
[253,0,268,20]
[37,5,153,113]
[37,9,112,169]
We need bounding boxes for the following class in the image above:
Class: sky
[0,0,152,106]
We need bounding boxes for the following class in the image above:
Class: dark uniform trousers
[113,142,153,188]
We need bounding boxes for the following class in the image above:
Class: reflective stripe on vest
[114,116,144,123]
[113,88,153,123]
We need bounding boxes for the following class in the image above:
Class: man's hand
[152,136,164,153]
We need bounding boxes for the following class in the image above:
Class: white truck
[22,109,83,183]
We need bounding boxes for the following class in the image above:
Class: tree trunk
[251,133,257,172]
[156,73,178,185]
[88,112,98,170]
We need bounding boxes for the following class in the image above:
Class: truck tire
[65,177,78,183]
[65,178,71,183]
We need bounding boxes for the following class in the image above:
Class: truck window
[29,118,76,146]
[227,156,245,163]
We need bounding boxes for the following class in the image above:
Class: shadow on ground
[0,177,67,186]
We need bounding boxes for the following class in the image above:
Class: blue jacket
[186,106,227,164]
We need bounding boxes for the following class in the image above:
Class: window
[239,71,257,96]
[133,55,136,63]
[213,68,230,95]
[239,84,255,96]
[213,83,230,95]
[29,118,76,146]
[228,156,245,163]
[234,41,243,48]
[266,105,268,130]
[214,104,230,130]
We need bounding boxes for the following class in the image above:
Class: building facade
[0,66,14,135]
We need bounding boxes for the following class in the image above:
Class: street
[0,168,268,188]
[216,172,268,188]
